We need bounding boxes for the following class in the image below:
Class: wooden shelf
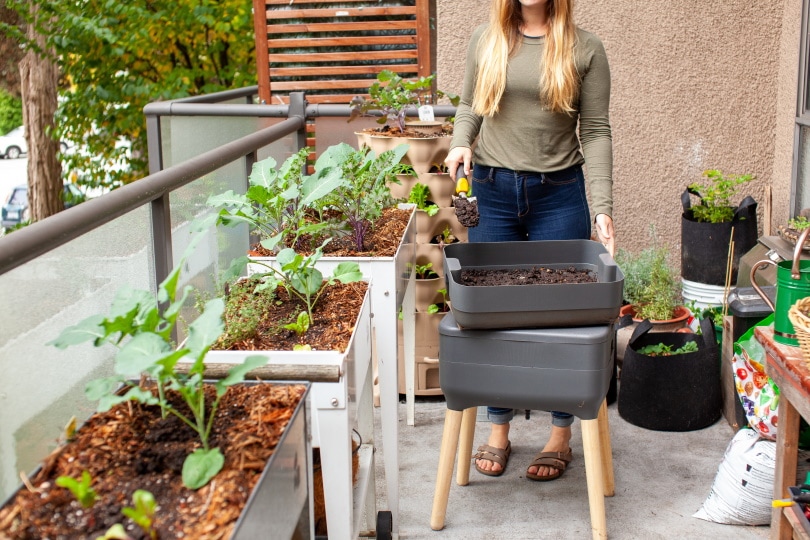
[757,326,810,540]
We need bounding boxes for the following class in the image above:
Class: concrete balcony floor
[377,396,770,539]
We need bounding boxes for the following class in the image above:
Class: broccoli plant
[206,147,333,254]
[229,240,364,324]
[49,236,269,490]
[312,142,415,251]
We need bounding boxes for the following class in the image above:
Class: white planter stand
[244,208,418,535]
[207,289,376,540]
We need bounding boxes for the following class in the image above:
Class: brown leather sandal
[473,441,512,477]
[525,449,573,482]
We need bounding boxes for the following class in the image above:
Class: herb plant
[407,183,439,216]
[687,169,755,223]
[49,239,269,490]
[56,470,97,509]
[615,237,681,321]
[789,215,810,231]
[414,262,439,280]
[206,147,333,254]
[312,142,415,251]
[348,70,459,132]
[428,288,450,314]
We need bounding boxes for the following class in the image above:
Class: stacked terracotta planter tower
[369,132,466,396]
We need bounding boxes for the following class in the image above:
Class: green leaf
[331,262,363,283]
[185,298,225,359]
[48,315,106,348]
[114,333,171,376]
[182,448,225,489]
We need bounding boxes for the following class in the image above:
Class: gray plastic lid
[727,286,775,317]
[438,312,614,344]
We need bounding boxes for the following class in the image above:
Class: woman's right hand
[445,147,472,180]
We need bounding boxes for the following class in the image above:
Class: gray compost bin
[439,313,614,420]
[443,240,624,329]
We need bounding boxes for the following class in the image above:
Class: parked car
[1,183,85,229]
[0,126,28,159]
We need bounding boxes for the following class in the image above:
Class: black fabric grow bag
[680,192,757,286]
[618,317,721,431]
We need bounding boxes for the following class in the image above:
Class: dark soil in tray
[460,266,596,286]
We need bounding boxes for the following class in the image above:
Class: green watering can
[751,226,810,346]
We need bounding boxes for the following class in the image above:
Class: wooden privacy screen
[253,0,433,105]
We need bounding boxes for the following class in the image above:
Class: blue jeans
[468,164,591,428]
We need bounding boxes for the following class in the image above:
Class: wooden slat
[268,35,416,49]
[271,64,419,77]
[266,20,416,34]
[254,0,271,104]
[264,6,415,20]
[269,80,378,92]
[270,50,417,63]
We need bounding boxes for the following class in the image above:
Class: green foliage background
[0,88,22,134]
[3,0,257,190]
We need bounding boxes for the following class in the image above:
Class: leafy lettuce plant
[49,240,268,490]
[407,182,439,216]
[206,147,333,254]
[312,142,415,251]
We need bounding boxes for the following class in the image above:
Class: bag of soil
[618,316,722,431]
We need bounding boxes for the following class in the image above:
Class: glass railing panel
[0,205,154,501]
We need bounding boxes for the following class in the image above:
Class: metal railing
[0,88,455,500]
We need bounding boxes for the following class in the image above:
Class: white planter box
[207,288,374,540]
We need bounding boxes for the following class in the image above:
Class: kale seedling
[206,147,333,254]
[56,470,97,509]
[312,142,416,251]
[122,490,157,540]
[232,239,364,324]
[49,236,269,490]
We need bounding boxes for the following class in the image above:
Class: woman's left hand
[594,214,615,256]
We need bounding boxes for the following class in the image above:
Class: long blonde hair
[472,0,578,115]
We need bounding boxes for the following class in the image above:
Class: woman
[444,0,615,481]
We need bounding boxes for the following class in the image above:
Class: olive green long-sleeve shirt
[451,24,614,218]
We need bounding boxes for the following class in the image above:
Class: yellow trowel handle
[455,166,470,196]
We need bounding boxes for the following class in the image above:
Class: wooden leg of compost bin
[581,417,607,540]
[456,407,477,486]
[597,400,615,496]
[430,409,464,531]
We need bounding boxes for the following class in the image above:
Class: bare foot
[527,425,572,478]
[475,423,510,473]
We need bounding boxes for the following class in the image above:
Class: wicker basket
[788,297,810,365]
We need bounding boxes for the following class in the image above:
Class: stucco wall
[436,0,800,263]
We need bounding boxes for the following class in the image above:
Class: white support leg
[315,398,354,540]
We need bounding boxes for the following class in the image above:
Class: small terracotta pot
[616,304,691,363]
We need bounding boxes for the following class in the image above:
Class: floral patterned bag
[732,314,779,440]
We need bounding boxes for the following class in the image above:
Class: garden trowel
[453,167,479,228]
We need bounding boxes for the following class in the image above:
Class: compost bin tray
[443,240,624,329]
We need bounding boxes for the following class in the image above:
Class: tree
[2,0,257,201]
[19,0,62,222]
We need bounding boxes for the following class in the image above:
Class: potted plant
[615,244,688,324]
[349,70,459,175]
[618,317,722,431]
[0,242,311,538]
[681,168,758,286]
[777,210,810,248]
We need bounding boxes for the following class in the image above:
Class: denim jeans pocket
[542,165,582,186]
